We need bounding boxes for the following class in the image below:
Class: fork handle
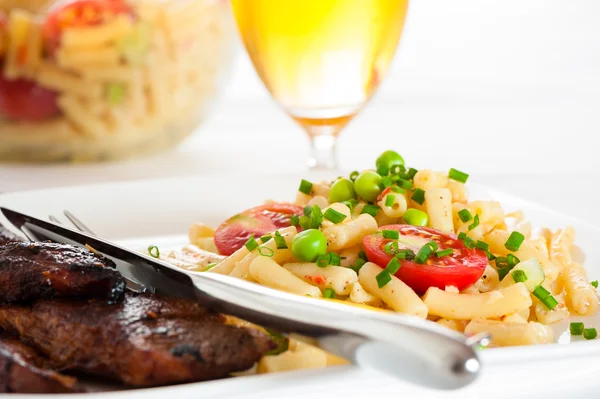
[191,273,480,390]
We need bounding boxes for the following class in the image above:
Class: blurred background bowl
[0,0,236,163]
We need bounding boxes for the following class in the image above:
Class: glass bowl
[0,0,235,163]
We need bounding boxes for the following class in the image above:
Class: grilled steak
[0,334,81,393]
[0,293,275,386]
[0,241,125,303]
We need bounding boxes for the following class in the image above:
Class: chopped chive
[507,254,520,267]
[505,231,525,252]
[299,215,310,230]
[458,232,467,240]
[584,328,598,340]
[379,176,393,189]
[264,329,289,356]
[316,253,331,268]
[384,241,399,255]
[542,295,559,310]
[495,256,509,269]
[309,205,323,229]
[497,267,511,281]
[486,251,496,261]
[274,231,288,249]
[376,270,392,288]
[435,249,454,258]
[260,235,272,244]
[389,185,406,194]
[396,249,415,260]
[385,257,402,275]
[148,245,160,258]
[303,205,312,216]
[532,285,551,300]
[244,235,259,251]
[411,188,425,205]
[475,240,489,251]
[324,208,347,224]
[458,209,473,223]
[570,322,585,335]
[385,194,395,207]
[468,214,480,231]
[341,199,358,212]
[376,164,389,177]
[351,258,367,273]
[382,229,400,240]
[592,280,598,289]
[397,179,413,190]
[349,171,359,181]
[258,246,274,257]
[448,168,469,183]
[391,164,405,175]
[415,241,437,264]
[361,204,380,217]
[358,250,368,261]
[290,215,300,227]
[407,168,418,179]
[203,262,217,272]
[323,288,336,299]
[299,179,313,195]
[329,252,341,266]
[511,269,527,283]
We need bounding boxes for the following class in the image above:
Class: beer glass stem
[306,126,338,171]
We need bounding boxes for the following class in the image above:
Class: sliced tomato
[43,0,135,53]
[214,203,303,256]
[0,76,60,121]
[363,224,487,294]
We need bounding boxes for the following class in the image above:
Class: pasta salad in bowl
[150,150,599,374]
[0,0,235,162]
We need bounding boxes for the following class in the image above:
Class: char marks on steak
[0,293,275,387]
[0,334,82,393]
[0,241,126,303]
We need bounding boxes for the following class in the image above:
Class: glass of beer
[232,0,409,170]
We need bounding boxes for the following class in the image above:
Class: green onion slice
[407,168,418,179]
[316,253,331,268]
[435,249,454,258]
[324,208,347,224]
[507,254,520,267]
[475,240,489,251]
[385,257,402,274]
[244,235,259,252]
[351,258,367,273]
[148,245,160,258]
[274,231,288,249]
[203,262,217,272]
[382,229,400,240]
[505,231,525,252]
[541,295,559,310]
[361,204,380,217]
[290,215,300,227]
[323,288,336,299]
[511,269,527,283]
[329,252,341,266]
[349,171,359,181]
[592,280,598,289]
[385,194,395,207]
[448,168,469,183]
[384,241,399,255]
[389,185,406,194]
[411,188,425,205]
[260,234,272,244]
[376,270,392,288]
[309,205,323,229]
[468,214,480,231]
[396,249,415,260]
[265,328,290,356]
[584,328,598,340]
[259,246,274,257]
[299,215,310,230]
[570,322,584,335]
[458,209,473,223]
[299,179,313,195]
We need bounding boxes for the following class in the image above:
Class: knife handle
[190,272,481,390]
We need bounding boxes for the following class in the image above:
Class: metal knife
[0,206,484,390]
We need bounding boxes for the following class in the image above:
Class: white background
[1,0,599,187]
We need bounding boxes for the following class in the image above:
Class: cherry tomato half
[363,224,487,294]
[0,76,60,121]
[214,203,303,256]
[43,0,135,53]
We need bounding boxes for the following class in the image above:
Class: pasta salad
[0,0,234,162]
[151,150,599,373]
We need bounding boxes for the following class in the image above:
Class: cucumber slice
[499,258,545,292]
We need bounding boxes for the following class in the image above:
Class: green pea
[403,208,428,227]
[329,178,356,203]
[376,150,405,171]
[353,171,382,202]
[291,229,327,262]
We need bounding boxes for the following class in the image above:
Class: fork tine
[49,215,62,224]
[63,210,96,236]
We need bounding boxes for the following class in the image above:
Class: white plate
[1,174,599,399]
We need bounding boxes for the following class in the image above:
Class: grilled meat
[0,293,275,387]
[0,241,125,303]
[0,334,82,393]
